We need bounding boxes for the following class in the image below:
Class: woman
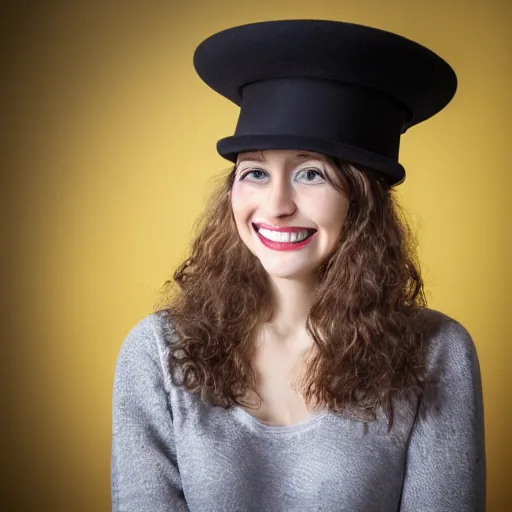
[111,20,486,511]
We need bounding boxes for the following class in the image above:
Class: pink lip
[253,224,316,251]
[253,222,317,234]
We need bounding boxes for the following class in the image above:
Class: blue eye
[239,168,325,183]
[240,169,266,180]
[299,168,325,182]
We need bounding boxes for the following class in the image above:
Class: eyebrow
[236,151,326,164]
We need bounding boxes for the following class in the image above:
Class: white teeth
[258,228,312,243]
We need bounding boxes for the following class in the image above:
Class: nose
[262,173,297,218]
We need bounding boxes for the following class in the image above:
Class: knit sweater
[111,308,486,511]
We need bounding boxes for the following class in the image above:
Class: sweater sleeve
[399,318,486,511]
[111,314,190,512]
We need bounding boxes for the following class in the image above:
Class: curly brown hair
[154,156,434,432]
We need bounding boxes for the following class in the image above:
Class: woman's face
[230,149,350,281]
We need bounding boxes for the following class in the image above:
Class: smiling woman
[111,19,485,512]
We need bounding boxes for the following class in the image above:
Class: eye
[297,168,325,182]
[238,167,325,183]
[238,168,267,181]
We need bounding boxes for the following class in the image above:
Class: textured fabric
[111,308,486,511]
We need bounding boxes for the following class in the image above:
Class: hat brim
[217,134,406,186]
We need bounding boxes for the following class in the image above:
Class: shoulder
[412,308,484,421]
[118,310,177,352]
[115,310,178,392]
[414,307,480,375]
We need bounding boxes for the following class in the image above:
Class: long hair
[154,156,433,431]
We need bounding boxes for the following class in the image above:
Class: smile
[252,223,316,251]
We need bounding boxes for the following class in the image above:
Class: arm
[111,314,190,512]
[399,318,486,511]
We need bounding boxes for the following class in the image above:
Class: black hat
[193,19,457,186]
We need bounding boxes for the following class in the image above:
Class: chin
[259,262,318,281]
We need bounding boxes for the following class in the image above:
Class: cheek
[333,200,350,228]
[306,192,349,231]
[230,186,254,231]
[230,184,256,217]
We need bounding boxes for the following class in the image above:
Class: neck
[264,275,318,339]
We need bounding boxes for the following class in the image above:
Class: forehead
[236,150,328,163]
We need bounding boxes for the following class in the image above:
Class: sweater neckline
[232,405,329,434]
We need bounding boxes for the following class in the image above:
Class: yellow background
[4,1,510,510]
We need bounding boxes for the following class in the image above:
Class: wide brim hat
[193,19,457,186]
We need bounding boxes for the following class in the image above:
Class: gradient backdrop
[3,1,511,510]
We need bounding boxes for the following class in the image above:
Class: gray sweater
[111,308,486,511]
